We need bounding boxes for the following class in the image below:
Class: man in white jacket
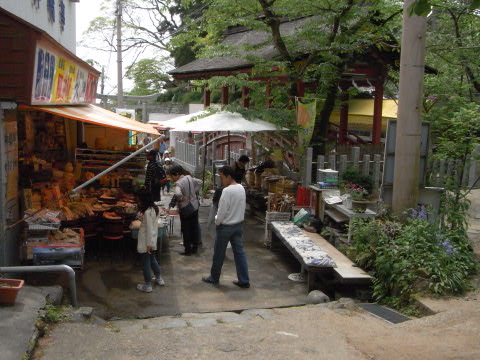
[202,166,250,288]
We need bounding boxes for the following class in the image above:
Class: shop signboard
[32,45,99,105]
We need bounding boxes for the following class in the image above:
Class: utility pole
[116,0,124,108]
[100,66,105,107]
[392,0,427,214]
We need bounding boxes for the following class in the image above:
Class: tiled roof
[169,17,313,75]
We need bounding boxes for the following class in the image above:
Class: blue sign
[47,0,55,23]
[59,0,65,32]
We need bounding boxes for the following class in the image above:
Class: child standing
[136,189,165,292]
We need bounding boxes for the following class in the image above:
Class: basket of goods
[274,179,296,196]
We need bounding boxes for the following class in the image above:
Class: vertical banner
[296,98,316,179]
[296,98,317,152]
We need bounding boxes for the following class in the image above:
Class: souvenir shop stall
[15,107,166,268]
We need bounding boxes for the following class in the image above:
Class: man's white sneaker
[153,276,165,286]
[136,283,152,293]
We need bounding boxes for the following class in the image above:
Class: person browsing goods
[202,165,250,288]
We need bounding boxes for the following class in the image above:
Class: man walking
[202,166,250,288]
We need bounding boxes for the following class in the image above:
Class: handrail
[0,264,78,308]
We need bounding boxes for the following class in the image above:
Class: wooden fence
[426,145,480,188]
[303,146,384,189]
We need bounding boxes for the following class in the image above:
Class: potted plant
[0,278,24,306]
[341,167,376,212]
[345,183,371,212]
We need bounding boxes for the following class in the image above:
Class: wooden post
[329,154,336,170]
[372,80,384,145]
[317,155,324,170]
[242,86,250,108]
[363,154,371,176]
[339,92,349,144]
[392,0,427,214]
[204,88,211,108]
[296,80,305,98]
[221,86,229,105]
[339,155,348,177]
[373,154,382,189]
[266,81,272,108]
[304,147,313,186]
[352,147,360,169]
[469,145,480,187]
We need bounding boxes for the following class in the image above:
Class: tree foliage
[174,0,403,152]
[125,58,172,95]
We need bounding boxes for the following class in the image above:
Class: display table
[270,221,336,292]
[270,221,371,292]
[325,203,377,243]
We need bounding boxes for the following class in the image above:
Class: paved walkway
[75,193,309,319]
[34,297,480,360]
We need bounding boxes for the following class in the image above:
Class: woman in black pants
[168,165,202,255]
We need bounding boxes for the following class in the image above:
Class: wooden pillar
[204,88,211,108]
[242,86,250,108]
[221,86,229,105]
[339,92,349,144]
[372,80,384,145]
[265,81,272,108]
[392,0,427,214]
[296,80,305,98]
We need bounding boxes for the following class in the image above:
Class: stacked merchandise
[264,193,294,247]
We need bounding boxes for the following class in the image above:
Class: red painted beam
[221,86,229,105]
[204,88,211,108]
[242,86,250,108]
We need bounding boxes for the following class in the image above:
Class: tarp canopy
[329,99,398,131]
[18,104,160,135]
[157,111,287,132]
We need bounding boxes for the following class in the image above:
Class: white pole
[116,0,124,107]
[71,137,161,193]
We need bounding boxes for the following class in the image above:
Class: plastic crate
[317,169,339,183]
[264,212,291,247]
[295,187,311,206]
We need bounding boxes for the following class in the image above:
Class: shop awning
[18,104,159,135]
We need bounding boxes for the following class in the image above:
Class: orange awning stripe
[18,104,159,135]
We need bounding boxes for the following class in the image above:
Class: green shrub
[340,167,373,194]
[348,216,478,309]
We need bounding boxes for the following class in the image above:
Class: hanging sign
[32,45,99,104]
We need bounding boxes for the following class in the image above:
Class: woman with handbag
[168,165,202,256]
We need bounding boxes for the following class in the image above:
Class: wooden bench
[270,221,371,292]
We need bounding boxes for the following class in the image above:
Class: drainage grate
[358,303,410,324]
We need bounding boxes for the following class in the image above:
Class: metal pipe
[71,136,162,193]
[0,265,78,308]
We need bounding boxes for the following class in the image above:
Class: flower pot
[0,278,24,306]
[351,200,369,213]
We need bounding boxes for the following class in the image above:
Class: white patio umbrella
[162,110,288,194]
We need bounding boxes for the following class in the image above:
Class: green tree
[175,0,403,153]
[125,58,172,95]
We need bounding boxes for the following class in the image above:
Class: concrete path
[76,193,310,319]
[34,298,480,360]
[0,286,62,360]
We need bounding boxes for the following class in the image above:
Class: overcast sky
[76,1,135,95]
